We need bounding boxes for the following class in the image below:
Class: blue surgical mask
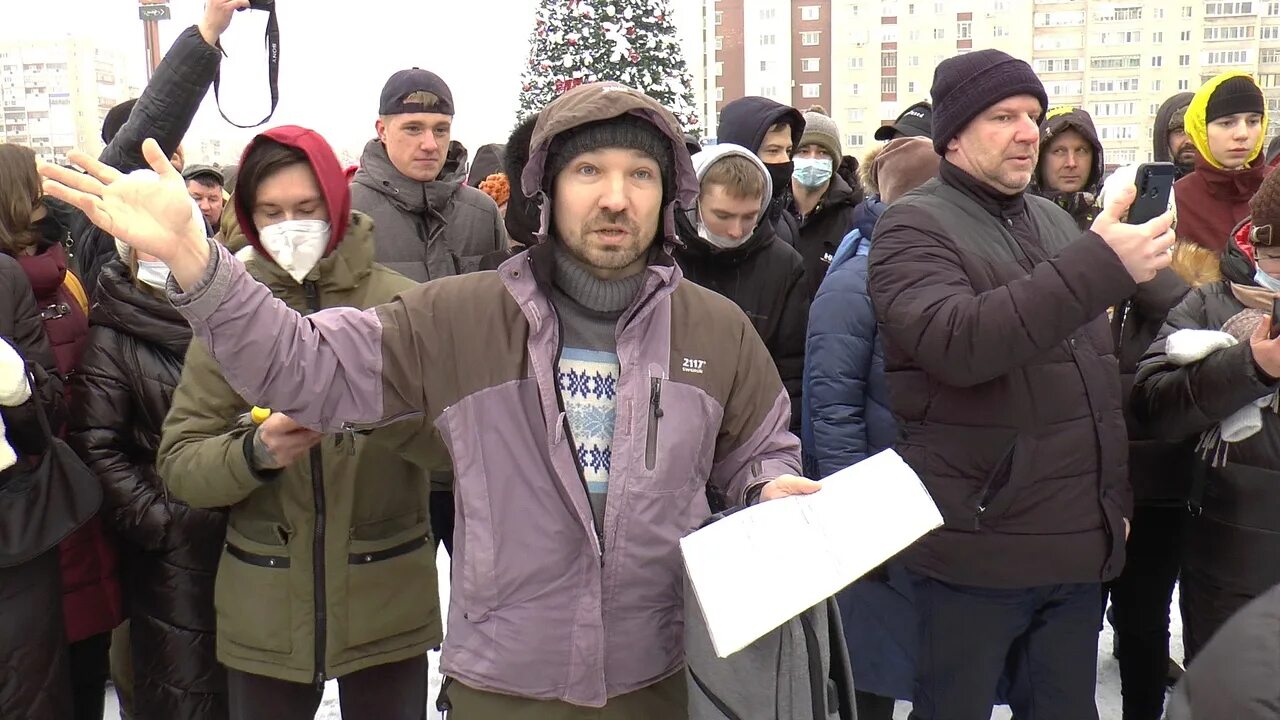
[793,157,833,189]
[1255,266,1280,292]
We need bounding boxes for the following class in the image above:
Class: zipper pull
[344,428,356,456]
[650,379,664,418]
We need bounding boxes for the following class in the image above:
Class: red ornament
[568,37,578,45]
[523,82,532,92]
[629,51,640,63]
[625,25,636,37]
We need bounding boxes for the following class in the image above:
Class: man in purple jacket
[42,82,819,718]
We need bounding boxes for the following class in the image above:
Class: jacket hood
[716,96,805,156]
[352,138,461,216]
[689,143,772,224]
[233,125,351,261]
[503,114,539,249]
[467,143,506,187]
[860,144,885,195]
[1187,72,1268,170]
[92,259,192,357]
[441,140,469,183]
[1036,107,1104,193]
[1154,92,1195,163]
[521,82,699,247]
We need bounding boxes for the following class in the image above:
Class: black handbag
[0,371,101,568]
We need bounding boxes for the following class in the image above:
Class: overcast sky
[2,1,705,164]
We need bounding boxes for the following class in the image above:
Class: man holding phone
[867,50,1175,719]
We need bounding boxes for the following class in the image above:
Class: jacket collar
[92,260,192,357]
[353,138,460,215]
[940,159,1027,221]
[1191,154,1268,202]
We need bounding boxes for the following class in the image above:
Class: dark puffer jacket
[1031,107,1104,232]
[868,160,1135,589]
[1132,242,1280,659]
[0,254,71,720]
[68,259,226,719]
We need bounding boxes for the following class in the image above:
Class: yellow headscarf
[1186,71,1268,170]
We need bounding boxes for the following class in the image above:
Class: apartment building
[0,37,139,164]
[713,0,1280,164]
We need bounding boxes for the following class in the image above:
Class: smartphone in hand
[1128,162,1177,226]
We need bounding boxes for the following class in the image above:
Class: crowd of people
[6,2,1280,719]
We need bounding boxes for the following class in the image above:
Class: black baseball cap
[874,101,933,141]
[379,68,455,116]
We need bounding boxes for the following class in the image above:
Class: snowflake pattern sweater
[549,244,646,526]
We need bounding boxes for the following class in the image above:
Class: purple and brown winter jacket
[166,83,801,707]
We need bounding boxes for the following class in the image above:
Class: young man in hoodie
[45,81,818,718]
[717,96,806,248]
[1032,106,1104,231]
[1155,92,1198,181]
[792,109,863,299]
[1174,72,1270,253]
[675,143,808,436]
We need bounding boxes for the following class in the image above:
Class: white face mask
[696,210,749,251]
[793,157,834,189]
[135,259,170,291]
[257,219,331,284]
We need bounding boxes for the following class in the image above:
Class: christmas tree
[518,0,700,133]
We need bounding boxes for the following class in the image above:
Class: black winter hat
[1206,76,1265,124]
[379,68,455,116]
[930,49,1048,156]
[545,114,674,197]
[101,98,137,144]
[504,114,539,248]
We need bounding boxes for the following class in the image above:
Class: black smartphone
[1271,298,1280,339]
[1127,162,1177,225]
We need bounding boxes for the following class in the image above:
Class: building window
[933,27,946,39]
[935,1,945,12]
[1262,73,1280,87]
[1097,31,1142,44]
[851,83,861,94]
[761,34,777,45]
[882,26,900,41]
[848,108,865,122]
[1204,24,1256,39]
[761,61,768,71]
[848,133,865,146]
[1090,78,1142,93]
[1044,80,1084,96]
[1111,149,1137,164]
[715,62,724,76]
[882,77,897,93]
[1091,101,1138,117]
[909,29,922,40]
[994,25,1010,37]
[801,5,821,21]
[1152,56,1163,67]
[1268,0,1280,12]
[1183,4,1194,15]
[1155,7,1166,17]
[1152,79,1163,91]
[802,58,821,72]
[1263,48,1280,63]
[760,8,776,19]
[1179,54,1191,66]
[1095,5,1143,21]
[958,21,972,39]
[801,31,822,45]
[1091,55,1141,69]
[1179,79,1191,90]
[716,87,724,101]
[1181,29,1192,40]
[1265,25,1280,38]
[715,10,723,25]
[851,3,860,15]
[1153,32,1163,42]
[908,81,917,93]
[1204,2,1255,16]
[715,36,723,51]
[882,51,897,67]
[1034,10,1086,26]
[1035,58,1082,73]
[849,57,865,69]
[801,83,822,98]
[1204,50,1252,65]
[909,55,920,66]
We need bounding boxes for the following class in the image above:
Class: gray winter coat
[350,139,505,283]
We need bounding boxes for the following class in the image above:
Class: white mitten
[0,339,30,407]
[1220,403,1265,443]
[0,412,13,473]
[1165,329,1238,366]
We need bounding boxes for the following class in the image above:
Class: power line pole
[138,0,171,80]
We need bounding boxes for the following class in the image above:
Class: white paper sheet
[680,449,942,658]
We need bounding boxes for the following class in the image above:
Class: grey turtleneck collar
[551,242,646,315]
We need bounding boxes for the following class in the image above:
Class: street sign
[138,5,171,20]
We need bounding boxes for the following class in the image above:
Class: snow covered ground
[105,548,1180,719]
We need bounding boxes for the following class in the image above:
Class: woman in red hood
[155,126,442,720]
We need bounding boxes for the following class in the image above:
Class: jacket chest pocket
[634,378,716,494]
[215,528,293,654]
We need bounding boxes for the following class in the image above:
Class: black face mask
[764,161,794,201]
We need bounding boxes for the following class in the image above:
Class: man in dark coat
[792,108,862,299]
[717,96,805,248]
[867,50,1175,719]
[1031,106,1104,231]
[675,143,808,438]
